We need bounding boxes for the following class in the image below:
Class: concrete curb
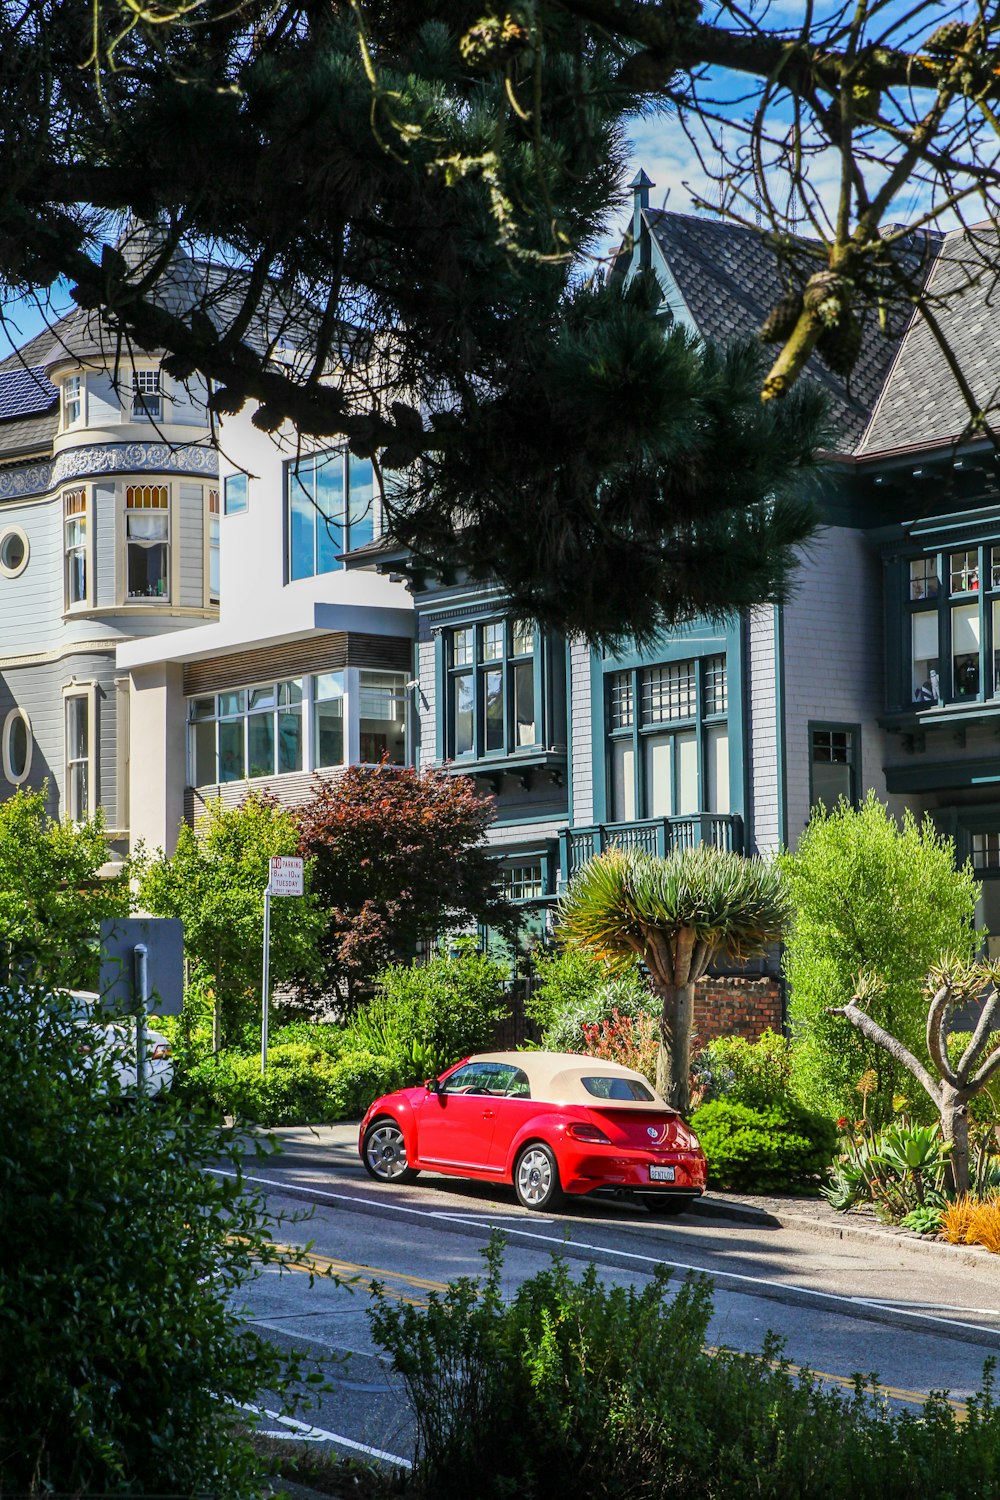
[690,1193,996,1271]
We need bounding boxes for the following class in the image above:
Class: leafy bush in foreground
[183,1043,404,1124]
[370,1237,1000,1500]
[0,984,307,1495]
[691,1099,838,1191]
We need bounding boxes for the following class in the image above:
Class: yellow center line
[251,1241,970,1418]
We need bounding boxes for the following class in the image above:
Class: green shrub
[692,1029,793,1111]
[344,947,508,1082]
[181,1042,403,1124]
[781,794,981,1126]
[369,1236,1000,1500]
[0,983,305,1495]
[526,947,649,1053]
[691,1099,838,1191]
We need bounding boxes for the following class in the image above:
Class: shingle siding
[747,605,780,854]
[568,638,593,825]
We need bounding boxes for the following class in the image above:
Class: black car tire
[643,1195,696,1218]
[513,1142,564,1211]
[361,1116,420,1184]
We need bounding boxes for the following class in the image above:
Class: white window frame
[63,488,89,608]
[123,483,171,604]
[132,367,163,422]
[62,682,97,821]
[2,706,32,785]
[206,486,220,605]
[63,373,83,429]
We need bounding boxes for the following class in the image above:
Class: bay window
[903,543,1000,708]
[607,654,728,821]
[132,368,162,421]
[187,669,407,785]
[445,619,538,759]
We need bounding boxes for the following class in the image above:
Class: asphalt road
[220,1124,1000,1471]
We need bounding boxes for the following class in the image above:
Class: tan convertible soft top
[463,1050,674,1110]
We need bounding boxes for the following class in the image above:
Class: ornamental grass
[940,1194,1000,1253]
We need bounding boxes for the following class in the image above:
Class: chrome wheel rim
[517,1148,552,1206]
[366,1124,409,1180]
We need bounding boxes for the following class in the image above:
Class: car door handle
[482,1109,495,1119]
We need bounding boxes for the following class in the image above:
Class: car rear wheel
[514,1143,564,1211]
[643,1195,696,1218]
[362,1118,419,1184]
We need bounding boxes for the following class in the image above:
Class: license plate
[649,1165,675,1182]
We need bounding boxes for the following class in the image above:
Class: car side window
[440,1063,493,1095]
[502,1067,531,1098]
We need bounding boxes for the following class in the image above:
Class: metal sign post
[262,856,304,1075]
[133,942,149,1101]
[100,917,184,1100]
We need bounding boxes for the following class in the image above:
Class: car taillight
[567,1122,611,1144]
[150,1043,172,1060]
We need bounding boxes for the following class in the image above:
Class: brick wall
[693,975,783,1045]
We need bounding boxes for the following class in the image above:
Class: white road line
[214,1168,999,1342]
[854,1299,1000,1315]
[241,1402,412,1468]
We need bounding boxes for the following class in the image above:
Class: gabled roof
[640,209,922,451]
[857,223,1000,457]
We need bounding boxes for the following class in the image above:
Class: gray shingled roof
[644,209,917,450]
[857,223,1000,456]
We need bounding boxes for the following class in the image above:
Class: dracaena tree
[829,963,1000,1197]
[556,846,789,1110]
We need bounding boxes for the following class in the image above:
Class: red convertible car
[359,1050,707,1214]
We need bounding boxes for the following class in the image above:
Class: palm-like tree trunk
[651,980,695,1111]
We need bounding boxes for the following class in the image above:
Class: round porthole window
[0,527,29,578]
[2,707,32,785]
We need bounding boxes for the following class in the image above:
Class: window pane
[484,668,504,751]
[67,548,86,605]
[608,672,633,729]
[702,656,728,716]
[348,455,376,552]
[676,731,698,814]
[504,862,544,901]
[950,550,979,594]
[315,451,345,574]
[972,833,1000,871]
[209,512,220,598]
[279,679,303,706]
[481,622,504,661]
[224,472,248,515]
[611,738,635,820]
[192,720,216,785]
[314,672,344,703]
[8,716,27,780]
[359,670,406,764]
[189,697,215,721]
[706,724,730,813]
[218,690,246,717]
[248,684,276,710]
[910,557,940,600]
[314,698,344,768]
[277,709,303,773]
[994,601,1000,696]
[67,697,87,761]
[993,548,1000,592]
[452,628,473,667]
[641,661,696,723]
[811,729,854,808]
[644,734,672,818]
[453,673,473,755]
[911,611,940,704]
[247,712,275,778]
[69,761,88,820]
[512,661,535,746]
[288,469,315,581]
[512,620,533,656]
[952,602,981,698]
[218,719,245,782]
[127,542,168,598]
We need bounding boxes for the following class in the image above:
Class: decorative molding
[0,442,217,502]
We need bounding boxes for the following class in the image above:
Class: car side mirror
[424,1077,439,1093]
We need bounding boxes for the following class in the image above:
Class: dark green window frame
[445,618,540,760]
[808,721,860,810]
[605,654,729,821]
[903,542,1000,709]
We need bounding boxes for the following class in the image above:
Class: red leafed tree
[296,763,518,1006]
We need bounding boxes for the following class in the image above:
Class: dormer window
[64,374,82,428]
[132,369,162,421]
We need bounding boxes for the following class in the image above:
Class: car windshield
[580,1075,655,1102]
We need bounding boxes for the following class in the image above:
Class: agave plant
[556,846,789,1110]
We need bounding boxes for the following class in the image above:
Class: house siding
[178,481,205,609]
[568,637,593,825]
[746,606,780,853]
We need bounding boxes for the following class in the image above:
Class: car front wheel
[362,1118,420,1184]
[514,1143,564,1211]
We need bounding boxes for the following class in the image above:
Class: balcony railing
[559,814,744,883]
